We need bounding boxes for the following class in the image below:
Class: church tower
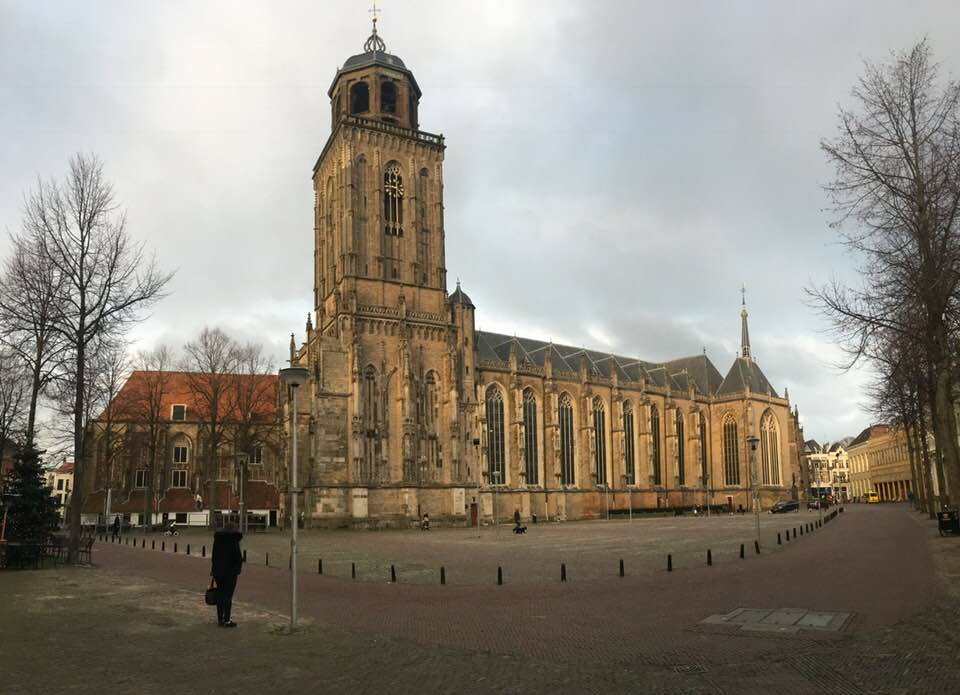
[303,13,472,517]
[313,15,447,322]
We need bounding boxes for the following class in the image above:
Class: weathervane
[364,0,387,52]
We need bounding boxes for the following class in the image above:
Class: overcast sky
[2,0,958,444]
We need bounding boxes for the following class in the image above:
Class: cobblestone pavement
[145,509,833,585]
[2,504,958,694]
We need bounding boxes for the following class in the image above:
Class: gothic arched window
[325,178,336,294]
[699,412,708,487]
[424,371,440,475]
[651,404,661,486]
[381,81,397,113]
[352,155,368,276]
[416,168,430,286]
[676,409,685,486]
[723,415,740,486]
[522,388,538,485]
[350,81,369,114]
[361,366,379,482]
[623,402,636,485]
[760,411,781,485]
[559,393,575,486]
[485,385,505,485]
[592,397,606,485]
[384,163,404,237]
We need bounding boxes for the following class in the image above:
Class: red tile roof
[101,370,279,424]
[55,461,75,474]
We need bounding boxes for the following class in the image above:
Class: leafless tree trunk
[182,327,237,528]
[128,346,173,531]
[27,154,172,562]
[0,232,68,447]
[810,40,960,504]
[0,349,28,467]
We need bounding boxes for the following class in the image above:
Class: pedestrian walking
[111,515,121,540]
[210,523,243,627]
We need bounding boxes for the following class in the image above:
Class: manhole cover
[700,608,853,635]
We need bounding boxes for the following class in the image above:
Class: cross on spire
[740,283,747,307]
[364,0,387,53]
[369,0,381,30]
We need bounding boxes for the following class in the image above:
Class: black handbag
[205,579,218,606]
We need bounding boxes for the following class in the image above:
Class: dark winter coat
[211,530,243,580]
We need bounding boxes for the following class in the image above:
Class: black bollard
[187,544,191,555]
[202,545,206,557]
[793,528,797,539]
[243,549,247,563]
[777,532,782,545]
[318,558,323,575]
[497,566,503,585]
[152,540,155,550]
[800,526,804,536]
[754,540,760,555]
[561,562,567,582]
[174,542,177,553]
[142,539,146,548]
[351,562,356,579]
[162,541,165,551]
[391,565,397,583]
[667,554,673,572]
[440,566,446,585]
[619,558,625,577]
[707,549,712,566]
[266,552,269,566]
[740,543,745,559]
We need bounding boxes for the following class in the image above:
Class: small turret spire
[740,285,751,360]
[364,0,387,53]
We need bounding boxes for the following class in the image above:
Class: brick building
[281,21,805,527]
[80,371,281,527]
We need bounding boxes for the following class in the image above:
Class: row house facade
[81,371,282,527]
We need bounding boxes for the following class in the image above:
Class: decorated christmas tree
[2,447,60,542]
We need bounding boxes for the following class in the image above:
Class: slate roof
[804,439,822,453]
[716,357,779,398]
[449,285,474,308]
[329,50,422,97]
[848,424,891,448]
[474,331,736,397]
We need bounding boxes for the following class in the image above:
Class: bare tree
[182,327,237,526]
[809,40,960,503]
[0,232,68,446]
[228,342,278,528]
[27,154,172,562]
[125,346,174,531]
[0,348,28,466]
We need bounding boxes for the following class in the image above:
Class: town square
[2,1,960,693]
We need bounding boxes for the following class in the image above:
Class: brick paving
[2,504,958,694]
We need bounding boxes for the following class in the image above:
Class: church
[288,19,803,526]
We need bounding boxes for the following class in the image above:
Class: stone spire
[740,285,751,360]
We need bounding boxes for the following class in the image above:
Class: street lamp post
[747,435,760,546]
[237,453,248,534]
[279,365,308,631]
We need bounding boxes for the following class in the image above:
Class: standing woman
[211,523,243,627]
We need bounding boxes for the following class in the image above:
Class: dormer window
[171,404,187,421]
[350,82,370,114]
[381,81,397,113]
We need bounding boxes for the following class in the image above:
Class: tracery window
[522,389,538,485]
[760,411,781,485]
[592,397,606,485]
[485,385,505,485]
[723,416,740,486]
[384,163,404,237]
[676,409,685,486]
[559,393,575,485]
[651,404,661,486]
[623,402,636,485]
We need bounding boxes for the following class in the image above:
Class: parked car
[770,499,799,514]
